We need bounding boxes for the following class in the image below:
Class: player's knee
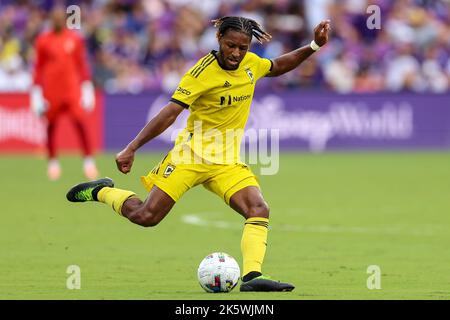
[137,211,161,227]
[140,215,161,227]
[131,208,161,228]
[246,201,270,219]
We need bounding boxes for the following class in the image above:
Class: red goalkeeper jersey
[33,29,91,103]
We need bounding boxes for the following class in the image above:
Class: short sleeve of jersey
[170,73,208,109]
[253,54,273,81]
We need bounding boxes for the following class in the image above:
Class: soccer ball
[197,252,240,293]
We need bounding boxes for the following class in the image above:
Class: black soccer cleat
[240,275,295,292]
[66,177,114,202]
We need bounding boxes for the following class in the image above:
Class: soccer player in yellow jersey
[67,17,331,292]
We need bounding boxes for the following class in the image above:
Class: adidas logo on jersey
[223,81,232,88]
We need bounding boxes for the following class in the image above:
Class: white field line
[181,213,436,236]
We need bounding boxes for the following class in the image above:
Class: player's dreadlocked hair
[212,16,272,44]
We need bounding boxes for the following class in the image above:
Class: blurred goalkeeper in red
[31,6,97,181]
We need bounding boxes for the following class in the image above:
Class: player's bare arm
[267,20,331,77]
[115,102,184,174]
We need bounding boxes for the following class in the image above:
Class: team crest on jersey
[163,164,176,178]
[245,67,254,84]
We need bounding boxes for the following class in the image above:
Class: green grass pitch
[1,151,449,300]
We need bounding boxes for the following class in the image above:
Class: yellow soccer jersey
[170,50,272,164]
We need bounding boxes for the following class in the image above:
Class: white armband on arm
[310,40,321,51]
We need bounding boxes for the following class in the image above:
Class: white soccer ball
[197,252,241,293]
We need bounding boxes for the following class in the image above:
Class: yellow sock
[241,217,269,277]
[97,187,136,215]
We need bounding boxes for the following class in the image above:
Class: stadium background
[1,0,450,300]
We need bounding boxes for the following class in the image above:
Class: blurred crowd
[0,0,449,94]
